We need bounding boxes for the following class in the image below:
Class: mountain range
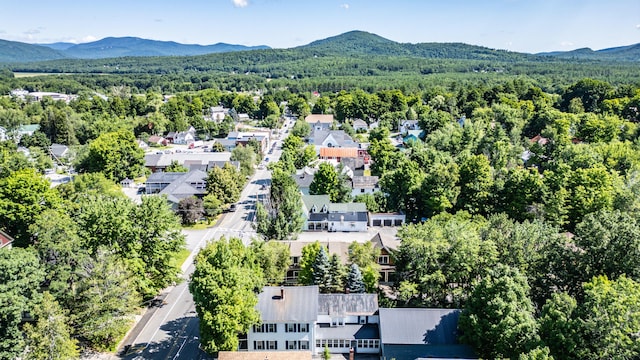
[0,37,270,63]
[0,31,639,63]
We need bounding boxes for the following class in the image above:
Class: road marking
[164,316,194,360]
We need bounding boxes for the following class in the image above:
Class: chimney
[280,286,284,300]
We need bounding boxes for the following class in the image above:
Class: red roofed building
[319,147,358,162]
[0,231,14,249]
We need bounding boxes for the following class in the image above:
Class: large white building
[245,286,380,356]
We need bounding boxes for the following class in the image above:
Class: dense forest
[2,31,640,358]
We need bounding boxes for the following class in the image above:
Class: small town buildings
[293,168,315,196]
[166,126,196,144]
[218,351,311,360]
[147,135,168,146]
[352,119,369,132]
[304,114,334,132]
[398,120,420,134]
[378,308,476,360]
[283,241,351,284]
[208,106,228,122]
[351,175,379,197]
[228,131,271,153]
[144,152,233,172]
[310,130,358,149]
[246,286,380,356]
[370,232,400,284]
[319,147,358,162]
[145,170,207,208]
[301,195,368,232]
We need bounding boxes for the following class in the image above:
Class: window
[285,323,308,333]
[299,341,309,350]
[357,339,380,349]
[292,256,299,265]
[378,255,389,264]
[253,323,277,333]
[254,341,265,350]
[267,341,277,350]
[360,188,365,193]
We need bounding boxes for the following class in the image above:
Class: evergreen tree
[328,253,346,293]
[346,263,365,293]
[313,247,332,293]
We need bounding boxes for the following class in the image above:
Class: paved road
[118,131,286,360]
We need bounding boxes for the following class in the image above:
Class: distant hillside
[0,37,270,62]
[0,39,68,62]
[62,37,270,59]
[539,43,640,61]
[39,42,76,51]
[298,30,537,61]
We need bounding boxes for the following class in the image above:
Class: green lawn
[171,248,191,269]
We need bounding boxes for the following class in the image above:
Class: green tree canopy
[76,129,145,181]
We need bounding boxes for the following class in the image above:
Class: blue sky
[2,0,639,53]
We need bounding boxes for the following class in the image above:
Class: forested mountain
[539,43,640,61]
[0,39,68,63]
[300,30,538,61]
[0,37,270,62]
[60,37,271,59]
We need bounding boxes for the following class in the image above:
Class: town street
[117,130,285,360]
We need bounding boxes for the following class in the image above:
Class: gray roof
[293,173,314,189]
[379,308,463,345]
[285,241,351,263]
[352,176,379,189]
[144,152,232,168]
[146,172,186,184]
[316,324,378,340]
[49,143,69,158]
[327,212,368,222]
[311,130,358,147]
[256,286,319,323]
[382,344,477,360]
[317,294,378,316]
[157,170,207,204]
[329,202,367,213]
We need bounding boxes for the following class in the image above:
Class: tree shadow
[119,316,212,360]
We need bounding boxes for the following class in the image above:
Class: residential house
[305,114,334,132]
[370,232,401,284]
[228,131,271,153]
[49,143,69,163]
[301,195,368,232]
[137,139,149,150]
[17,124,40,139]
[144,152,233,172]
[213,138,237,152]
[145,170,207,208]
[352,119,368,132]
[172,126,196,145]
[319,147,358,163]
[315,293,380,355]
[246,286,380,356]
[293,168,315,196]
[147,135,167,146]
[0,230,14,249]
[208,106,228,122]
[398,120,420,134]
[341,157,366,177]
[25,91,76,103]
[246,286,318,352]
[310,130,358,150]
[351,175,379,197]
[237,113,251,122]
[378,308,476,360]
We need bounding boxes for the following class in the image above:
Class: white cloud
[560,41,574,47]
[636,24,640,30]
[232,0,248,7]
[340,3,350,10]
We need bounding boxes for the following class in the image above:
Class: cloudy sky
[1,0,639,53]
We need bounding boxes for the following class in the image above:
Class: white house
[352,119,368,132]
[301,195,368,232]
[305,114,334,132]
[247,286,317,352]
[351,175,380,197]
[247,286,380,356]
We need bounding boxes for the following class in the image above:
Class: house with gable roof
[301,195,368,232]
[245,286,380,356]
[305,114,334,132]
[144,170,207,208]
